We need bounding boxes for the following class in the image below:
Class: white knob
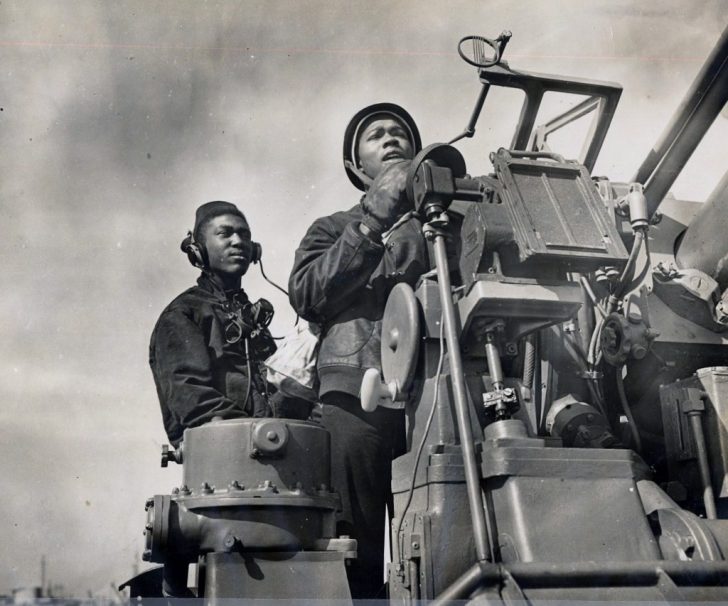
[360,368,401,412]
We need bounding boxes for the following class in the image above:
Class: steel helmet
[343,102,422,191]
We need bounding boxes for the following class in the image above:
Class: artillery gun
[124,28,728,603]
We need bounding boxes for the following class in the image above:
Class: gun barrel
[635,25,728,217]
[675,170,728,291]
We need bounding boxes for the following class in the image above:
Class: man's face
[356,116,414,180]
[200,213,253,278]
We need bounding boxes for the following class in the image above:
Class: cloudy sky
[1,0,726,597]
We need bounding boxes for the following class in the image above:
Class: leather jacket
[149,273,277,446]
[289,203,428,399]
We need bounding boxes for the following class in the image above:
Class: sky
[1,0,726,597]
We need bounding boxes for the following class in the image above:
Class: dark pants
[319,392,405,600]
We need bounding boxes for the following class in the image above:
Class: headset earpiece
[250,242,262,264]
[180,230,206,269]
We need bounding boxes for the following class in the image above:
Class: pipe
[432,559,728,603]
[430,562,491,606]
[428,219,492,563]
[634,25,728,217]
[500,560,728,586]
[687,410,718,519]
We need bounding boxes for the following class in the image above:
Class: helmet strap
[344,159,373,190]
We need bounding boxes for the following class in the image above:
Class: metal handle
[497,149,567,163]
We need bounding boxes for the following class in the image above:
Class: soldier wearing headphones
[149,201,278,448]
[289,103,427,599]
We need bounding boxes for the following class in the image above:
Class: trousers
[318,392,406,600]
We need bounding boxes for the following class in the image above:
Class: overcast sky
[1,0,726,597]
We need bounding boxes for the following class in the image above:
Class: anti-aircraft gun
[358,28,728,603]
[124,28,728,603]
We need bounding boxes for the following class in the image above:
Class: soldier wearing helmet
[288,103,426,599]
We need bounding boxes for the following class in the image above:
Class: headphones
[180,230,262,269]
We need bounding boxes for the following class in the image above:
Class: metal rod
[485,332,505,390]
[634,24,728,185]
[687,411,718,520]
[408,560,420,601]
[431,562,490,606]
[500,560,728,586]
[433,558,728,603]
[635,25,728,217]
[429,221,491,563]
[449,82,491,145]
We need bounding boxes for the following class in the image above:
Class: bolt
[200,482,213,494]
[632,344,647,359]
[266,430,279,442]
[145,523,153,531]
[229,480,244,491]
[412,542,420,550]
[171,487,179,495]
[179,485,191,495]
[142,549,152,562]
[223,535,237,550]
[145,498,154,509]
[505,343,517,356]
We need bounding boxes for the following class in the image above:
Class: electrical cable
[242,337,253,412]
[562,329,608,419]
[609,229,645,311]
[587,315,605,367]
[615,365,642,452]
[395,313,445,562]
[579,276,607,319]
[258,258,302,329]
[622,235,652,294]
[258,258,289,297]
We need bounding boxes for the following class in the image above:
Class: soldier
[150,201,277,448]
[289,103,426,599]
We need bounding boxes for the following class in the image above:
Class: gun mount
[380,26,728,603]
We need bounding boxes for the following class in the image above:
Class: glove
[360,160,412,238]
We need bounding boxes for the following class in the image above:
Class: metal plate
[381,283,420,393]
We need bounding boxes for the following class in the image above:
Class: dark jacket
[289,203,428,399]
[149,273,277,446]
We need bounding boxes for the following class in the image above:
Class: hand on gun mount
[360,160,412,239]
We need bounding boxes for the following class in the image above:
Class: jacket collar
[197,272,249,305]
